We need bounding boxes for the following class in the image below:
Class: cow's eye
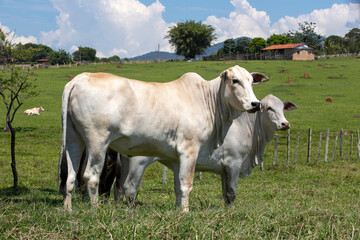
[267,106,273,111]
[232,79,240,84]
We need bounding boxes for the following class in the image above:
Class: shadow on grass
[0,185,31,197]
[0,186,62,206]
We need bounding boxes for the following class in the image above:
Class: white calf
[24,106,44,115]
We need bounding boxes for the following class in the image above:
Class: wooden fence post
[307,128,312,164]
[340,129,344,157]
[287,129,290,165]
[324,129,330,162]
[317,132,322,164]
[162,166,167,184]
[331,134,339,161]
[357,129,360,159]
[273,134,278,166]
[295,132,300,164]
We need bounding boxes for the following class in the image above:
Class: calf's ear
[251,72,269,84]
[283,101,297,111]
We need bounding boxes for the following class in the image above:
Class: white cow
[59,66,268,211]
[24,106,44,115]
[115,94,297,206]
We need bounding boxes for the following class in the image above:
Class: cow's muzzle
[280,122,290,130]
[247,101,261,113]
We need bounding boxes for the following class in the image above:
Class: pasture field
[0,58,359,239]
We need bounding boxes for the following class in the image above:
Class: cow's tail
[57,80,76,195]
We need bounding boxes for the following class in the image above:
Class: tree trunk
[3,122,10,132]
[8,121,18,188]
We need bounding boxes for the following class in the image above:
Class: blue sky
[0,0,359,57]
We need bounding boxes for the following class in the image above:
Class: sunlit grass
[0,58,359,239]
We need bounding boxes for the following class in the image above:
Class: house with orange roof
[261,43,315,60]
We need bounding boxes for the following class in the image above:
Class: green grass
[0,58,359,239]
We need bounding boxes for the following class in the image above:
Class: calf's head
[260,94,297,130]
[221,65,268,113]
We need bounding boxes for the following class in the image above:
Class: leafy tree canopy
[344,28,360,53]
[285,22,323,52]
[223,38,236,54]
[235,37,251,54]
[72,46,97,62]
[165,20,216,59]
[267,34,292,46]
[49,49,72,65]
[249,37,267,53]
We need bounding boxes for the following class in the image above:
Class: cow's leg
[63,132,84,211]
[221,165,240,206]
[114,154,127,202]
[101,149,119,199]
[76,150,87,198]
[83,145,107,207]
[123,156,153,206]
[172,164,181,208]
[178,148,198,212]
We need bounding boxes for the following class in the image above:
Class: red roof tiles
[261,43,304,51]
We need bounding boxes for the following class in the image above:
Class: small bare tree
[0,29,39,188]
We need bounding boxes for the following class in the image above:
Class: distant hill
[130,51,184,61]
[129,37,252,61]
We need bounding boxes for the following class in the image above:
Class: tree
[72,46,97,62]
[267,34,292,46]
[235,37,251,54]
[344,28,360,53]
[165,20,216,59]
[14,43,53,63]
[249,37,267,53]
[0,29,39,188]
[323,35,347,54]
[285,22,323,53]
[49,49,72,65]
[223,38,236,54]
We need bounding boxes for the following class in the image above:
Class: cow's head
[221,65,268,113]
[260,94,297,130]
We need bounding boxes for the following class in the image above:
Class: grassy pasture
[0,58,359,239]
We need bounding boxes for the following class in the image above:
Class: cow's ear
[251,72,269,84]
[220,70,228,81]
[283,101,297,111]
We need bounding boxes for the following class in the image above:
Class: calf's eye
[267,106,273,111]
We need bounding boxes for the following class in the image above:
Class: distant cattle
[113,95,297,206]
[24,106,44,115]
[59,66,268,211]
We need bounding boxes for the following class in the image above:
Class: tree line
[0,31,120,65]
[1,22,359,64]
[216,23,360,56]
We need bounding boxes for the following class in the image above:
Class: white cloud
[272,3,360,37]
[205,0,271,42]
[40,0,171,58]
[0,22,38,44]
[206,0,360,43]
[70,45,79,53]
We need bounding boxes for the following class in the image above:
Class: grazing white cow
[59,66,268,211]
[24,106,44,115]
[114,94,297,206]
